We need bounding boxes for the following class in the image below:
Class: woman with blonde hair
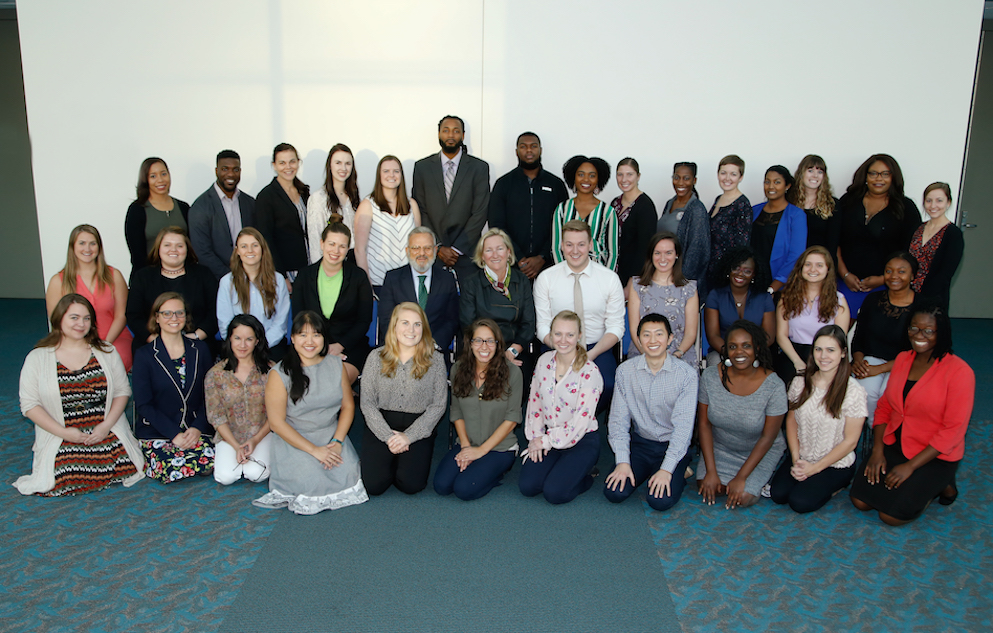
[775,246,850,383]
[217,227,291,361]
[15,294,144,496]
[46,225,133,369]
[789,154,840,263]
[360,302,447,495]
[519,310,604,504]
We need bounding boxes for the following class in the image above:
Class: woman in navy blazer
[751,165,807,292]
[132,291,214,483]
[292,222,373,384]
[256,143,311,278]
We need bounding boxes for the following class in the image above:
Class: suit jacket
[875,351,974,462]
[378,262,459,349]
[292,261,373,369]
[132,336,212,440]
[189,186,256,279]
[459,266,535,348]
[411,151,490,257]
[255,178,310,274]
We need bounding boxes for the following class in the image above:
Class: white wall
[17,0,983,282]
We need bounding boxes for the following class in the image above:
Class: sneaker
[760,483,772,498]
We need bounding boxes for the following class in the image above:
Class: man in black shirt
[488,132,569,280]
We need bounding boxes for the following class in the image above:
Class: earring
[752,359,760,368]
[724,358,732,367]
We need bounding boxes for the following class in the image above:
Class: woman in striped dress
[551,155,618,271]
[15,294,144,496]
[353,155,421,292]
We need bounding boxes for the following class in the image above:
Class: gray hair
[408,225,437,245]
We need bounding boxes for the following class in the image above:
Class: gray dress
[253,355,368,515]
[629,277,699,368]
[696,365,787,496]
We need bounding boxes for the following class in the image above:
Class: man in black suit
[411,115,490,285]
[378,226,459,358]
[189,150,256,279]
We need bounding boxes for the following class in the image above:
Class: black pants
[769,452,855,514]
[361,410,436,496]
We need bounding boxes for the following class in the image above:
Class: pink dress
[63,270,134,370]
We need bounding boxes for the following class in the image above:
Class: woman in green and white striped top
[551,156,618,271]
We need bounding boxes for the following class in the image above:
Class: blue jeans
[433,445,516,501]
[519,430,601,504]
[603,433,692,512]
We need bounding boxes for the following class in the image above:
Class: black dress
[126,263,220,357]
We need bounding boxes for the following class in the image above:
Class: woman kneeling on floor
[770,325,867,513]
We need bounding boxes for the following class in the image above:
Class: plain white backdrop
[16,0,983,282]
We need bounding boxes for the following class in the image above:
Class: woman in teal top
[551,155,618,271]
[291,222,373,384]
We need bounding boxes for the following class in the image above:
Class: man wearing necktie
[412,115,491,286]
[378,227,459,365]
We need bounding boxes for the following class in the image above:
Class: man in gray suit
[189,150,257,279]
[411,115,490,284]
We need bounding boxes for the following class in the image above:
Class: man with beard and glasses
[412,115,491,285]
[489,132,568,280]
[377,226,459,361]
[189,149,257,279]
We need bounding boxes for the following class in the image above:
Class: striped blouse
[366,197,415,286]
[551,199,619,271]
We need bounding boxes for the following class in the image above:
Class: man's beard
[518,158,541,171]
[411,256,436,274]
[439,139,462,154]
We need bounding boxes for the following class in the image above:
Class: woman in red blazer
[850,299,974,525]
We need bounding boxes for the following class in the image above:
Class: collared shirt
[533,260,625,344]
[607,354,698,473]
[213,182,242,244]
[409,264,433,294]
[440,147,464,172]
[525,351,603,450]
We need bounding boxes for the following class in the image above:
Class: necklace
[161,267,185,277]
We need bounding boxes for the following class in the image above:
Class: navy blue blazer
[188,186,256,279]
[378,262,459,349]
[132,336,211,440]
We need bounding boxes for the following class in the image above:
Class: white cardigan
[14,344,145,495]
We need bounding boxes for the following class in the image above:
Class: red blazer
[874,351,974,462]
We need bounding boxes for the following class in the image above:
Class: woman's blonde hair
[379,302,436,380]
[788,154,835,219]
[551,310,588,371]
[228,228,278,317]
[472,228,517,269]
[60,225,114,296]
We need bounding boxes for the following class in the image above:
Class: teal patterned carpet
[1,300,989,633]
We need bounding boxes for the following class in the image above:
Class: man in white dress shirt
[533,220,625,395]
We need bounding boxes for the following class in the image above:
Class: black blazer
[126,263,220,357]
[124,198,191,270]
[459,267,535,348]
[188,186,256,279]
[292,261,373,369]
[255,178,310,274]
[378,262,459,349]
[132,336,211,440]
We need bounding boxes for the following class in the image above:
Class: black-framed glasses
[907,326,936,337]
[158,310,186,318]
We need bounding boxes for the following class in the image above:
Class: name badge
[541,186,553,192]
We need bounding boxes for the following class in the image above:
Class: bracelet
[843,272,851,279]
[330,438,344,446]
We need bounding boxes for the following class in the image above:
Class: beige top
[788,376,867,469]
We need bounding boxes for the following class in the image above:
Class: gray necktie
[444,160,455,201]
[572,272,586,345]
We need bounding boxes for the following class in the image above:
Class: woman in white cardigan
[15,294,144,496]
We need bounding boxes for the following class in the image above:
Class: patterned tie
[418,275,428,309]
[572,272,586,345]
[444,160,455,201]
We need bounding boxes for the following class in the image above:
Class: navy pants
[603,433,693,512]
[770,454,856,513]
[519,430,601,504]
[433,445,517,501]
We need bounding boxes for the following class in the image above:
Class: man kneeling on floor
[604,313,697,511]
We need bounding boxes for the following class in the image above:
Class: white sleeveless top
[366,197,415,286]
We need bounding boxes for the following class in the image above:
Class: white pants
[855,356,891,425]
[213,434,272,485]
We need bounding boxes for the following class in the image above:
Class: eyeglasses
[907,326,936,337]
[471,338,497,347]
[234,455,267,471]
[408,245,435,253]
[158,310,186,318]
[867,170,892,179]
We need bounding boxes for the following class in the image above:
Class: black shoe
[938,484,958,506]
[590,466,600,479]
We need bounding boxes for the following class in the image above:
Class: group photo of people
[16,115,974,528]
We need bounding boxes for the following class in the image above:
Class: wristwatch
[508,347,520,358]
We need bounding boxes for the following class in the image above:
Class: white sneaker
[761,483,772,498]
